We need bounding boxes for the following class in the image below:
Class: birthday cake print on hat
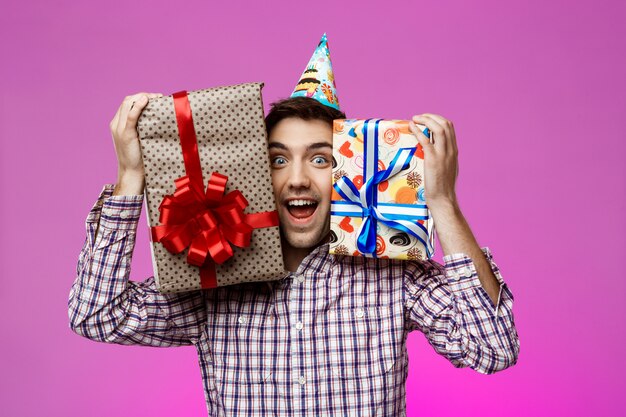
[291,33,340,110]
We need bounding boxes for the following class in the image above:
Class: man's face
[268,117,333,251]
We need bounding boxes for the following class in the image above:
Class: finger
[129,93,164,116]
[420,113,449,127]
[116,92,150,132]
[417,115,449,152]
[409,119,433,143]
[116,95,135,133]
[408,121,434,154]
[421,113,458,155]
[110,104,122,133]
[126,95,150,131]
[125,92,165,134]
[412,115,448,153]
[127,93,164,129]
[145,93,164,100]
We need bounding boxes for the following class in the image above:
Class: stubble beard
[279,206,331,250]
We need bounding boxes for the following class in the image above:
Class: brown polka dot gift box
[329,119,437,261]
[136,82,285,293]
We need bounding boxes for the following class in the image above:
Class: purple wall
[1,0,624,415]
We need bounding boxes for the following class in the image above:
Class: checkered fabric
[68,184,520,417]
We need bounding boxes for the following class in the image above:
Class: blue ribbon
[331,119,434,257]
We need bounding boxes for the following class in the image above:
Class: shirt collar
[275,241,335,281]
[297,243,332,273]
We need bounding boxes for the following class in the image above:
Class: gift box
[137,82,285,293]
[329,118,437,260]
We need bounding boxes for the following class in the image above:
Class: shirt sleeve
[68,184,208,347]
[402,247,520,374]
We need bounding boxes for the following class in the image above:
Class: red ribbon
[150,91,279,289]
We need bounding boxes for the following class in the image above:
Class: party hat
[290,33,340,110]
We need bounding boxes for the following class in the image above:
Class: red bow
[151,172,255,267]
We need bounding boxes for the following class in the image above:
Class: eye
[271,156,287,167]
[312,155,330,165]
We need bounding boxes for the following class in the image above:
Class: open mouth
[285,199,318,220]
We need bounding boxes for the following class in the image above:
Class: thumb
[409,121,433,153]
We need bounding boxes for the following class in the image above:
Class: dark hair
[265,96,347,136]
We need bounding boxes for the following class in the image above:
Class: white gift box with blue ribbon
[329,118,436,260]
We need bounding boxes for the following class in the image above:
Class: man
[69,35,519,416]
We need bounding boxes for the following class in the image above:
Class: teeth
[288,199,316,206]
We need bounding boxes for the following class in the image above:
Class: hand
[109,92,163,194]
[409,113,459,208]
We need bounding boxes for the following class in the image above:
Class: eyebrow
[268,142,332,151]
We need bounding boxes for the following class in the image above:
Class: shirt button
[238,316,247,324]
[298,376,306,385]
[355,308,364,318]
[295,321,303,330]
[119,210,131,219]
[102,208,113,216]
[296,275,305,283]
[461,267,473,278]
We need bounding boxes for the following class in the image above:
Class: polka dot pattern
[137,82,285,293]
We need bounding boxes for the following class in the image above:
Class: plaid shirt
[69,184,519,417]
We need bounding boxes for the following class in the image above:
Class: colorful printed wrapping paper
[136,82,285,294]
[329,119,437,260]
[291,33,340,110]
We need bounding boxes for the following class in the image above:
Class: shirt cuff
[87,184,144,231]
[442,247,507,318]
[86,184,114,223]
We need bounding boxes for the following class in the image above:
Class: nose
[286,161,311,190]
